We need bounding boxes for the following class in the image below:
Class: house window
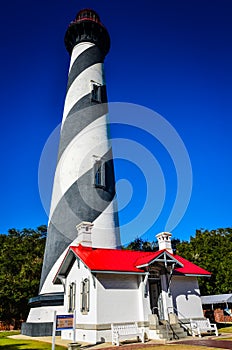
[80,278,90,313]
[91,83,107,103]
[94,159,105,188]
[68,282,76,312]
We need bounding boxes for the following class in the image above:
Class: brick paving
[174,338,232,349]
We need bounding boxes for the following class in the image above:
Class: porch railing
[167,306,193,335]
[152,306,179,340]
[165,319,179,340]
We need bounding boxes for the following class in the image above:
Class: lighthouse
[22,8,213,341]
[22,9,121,335]
[39,8,121,294]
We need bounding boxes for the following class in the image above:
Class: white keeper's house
[52,223,210,343]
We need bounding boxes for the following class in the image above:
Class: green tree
[0,226,46,327]
[126,237,158,251]
[176,228,232,295]
[125,237,180,252]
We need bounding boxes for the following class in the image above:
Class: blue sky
[0,0,231,244]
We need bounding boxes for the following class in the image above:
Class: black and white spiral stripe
[40,41,121,292]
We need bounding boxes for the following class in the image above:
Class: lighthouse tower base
[21,293,65,336]
[20,275,70,335]
[22,241,71,336]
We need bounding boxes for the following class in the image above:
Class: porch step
[149,323,188,340]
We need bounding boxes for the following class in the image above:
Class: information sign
[56,314,74,330]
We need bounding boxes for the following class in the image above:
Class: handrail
[165,319,179,340]
[151,306,179,340]
[152,306,159,314]
[165,320,171,340]
[167,306,193,335]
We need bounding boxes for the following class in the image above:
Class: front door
[149,279,164,320]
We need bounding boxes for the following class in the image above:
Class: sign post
[73,310,76,343]
[52,311,57,350]
[52,313,74,350]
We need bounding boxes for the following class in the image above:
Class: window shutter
[80,278,90,313]
[80,280,85,312]
[85,278,90,312]
[68,284,72,312]
[72,282,76,311]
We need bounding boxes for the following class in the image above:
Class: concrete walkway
[10,334,165,349]
[10,334,232,349]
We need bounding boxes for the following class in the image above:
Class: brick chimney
[156,232,173,254]
[76,222,93,247]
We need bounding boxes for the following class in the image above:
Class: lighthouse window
[91,83,107,103]
[91,84,101,102]
[68,282,76,312]
[94,159,105,188]
[80,278,90,313]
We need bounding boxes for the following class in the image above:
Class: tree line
[0,226,46,328]
[0,226,231,327]
[176,228,232,295]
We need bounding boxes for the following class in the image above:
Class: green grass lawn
[217,324,232,339]
[219,325,232,333]
[134,346,222,350]
[0,331,66,350]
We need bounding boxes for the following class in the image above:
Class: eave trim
[92,270,146,275]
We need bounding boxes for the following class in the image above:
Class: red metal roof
[67,245,211,276]
[70,245,148,273]
[172,254,211,276]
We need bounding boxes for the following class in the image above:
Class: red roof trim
[53,245,211,284]
[135,250,184,268]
